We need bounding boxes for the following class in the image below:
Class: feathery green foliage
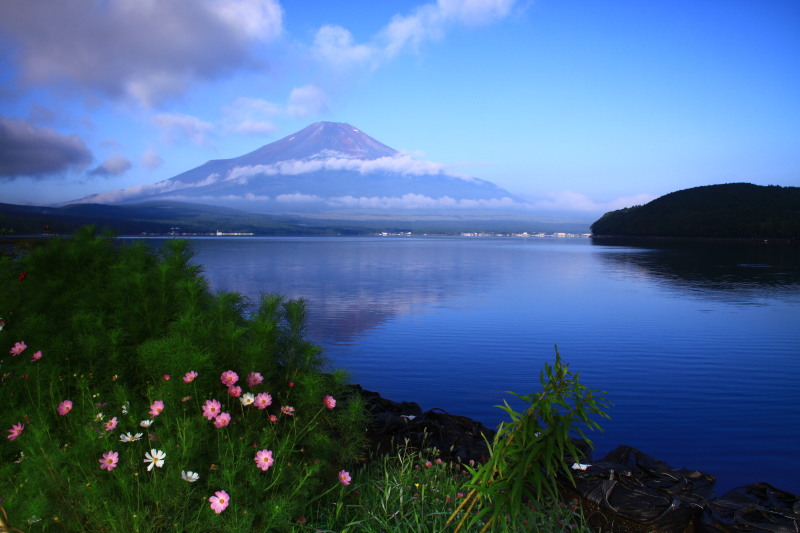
[0,227,366,532]
[449,348,611,532]
[1,227,598,532]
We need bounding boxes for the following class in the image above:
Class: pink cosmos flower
[220,370,238,387]
[99,451,119,471]
[280,405,295,416]
[31,350,43,362]
[57,400,73,416]
[246,372,263,388]
[214,412,231,428]
[104,416,118,431]
[227,385,242,398]
[254,449,274,471]
[183,370,198,383]
[288,381,294,388]
[338,470,351,486]
[162,374,170,381]
[323,395,336,410]
[425,461,433,468]
[209,490,230,514]
[7,422,24,441]
[149,400,164,418]
[254,392,272,410]
[10,341,26,356]
[268,414,278,423]
[202,399,222,420]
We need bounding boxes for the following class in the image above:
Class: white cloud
[152,113,213,145]
[140,147,164,170]
[225,153,474,181]
[0,116,92,178]
[76,180,184,204]
[437,0,518,26]
[223,96,281,136]
[211,0,283,41]
[0,0,284,106]
[313,0,521,69]
[313,25,378,69]
[287,85,329,117]
[89,155,132,177]
[147,191,523,209]
[380,5,443,59]
[533,191,656,212]
[275,193,323,203]
[223,86,330,133]
[231,120,280,136]
[315,193,519,209]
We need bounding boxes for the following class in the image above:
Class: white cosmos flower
[139,419,154,428]
[144,449,166,471]
[181,470,200,483]
[120,432,143,442]
[240,392,255,406]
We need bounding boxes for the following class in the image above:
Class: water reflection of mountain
[591,238,800,302]
[185,237,517,344]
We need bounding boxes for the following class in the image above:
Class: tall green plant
[449,348,611,532]
[0,227,367,531]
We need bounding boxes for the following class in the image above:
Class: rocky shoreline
[351,385,800,533]
[350,384,496,463]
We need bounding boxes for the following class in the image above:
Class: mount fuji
[75,122,524,215]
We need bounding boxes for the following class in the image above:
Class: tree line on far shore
[591,183,800,240]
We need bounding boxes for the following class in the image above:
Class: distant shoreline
[590,234,799,245]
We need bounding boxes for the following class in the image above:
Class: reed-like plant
[449,348,611,532]
[304,443,592,532]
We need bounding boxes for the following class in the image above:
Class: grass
[303,444,592,532]
[0,227,598,532]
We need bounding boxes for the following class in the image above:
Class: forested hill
[591,183,800,240]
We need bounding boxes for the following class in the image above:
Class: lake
[145,235,800,494]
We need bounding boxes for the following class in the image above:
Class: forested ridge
[591,183,800,239]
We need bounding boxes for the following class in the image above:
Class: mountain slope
[1,201,591,236]
[75,122,522,214]
[0,201,376,236]
[590,183,800,239]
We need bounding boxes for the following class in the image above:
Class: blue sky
[1,0,798,215]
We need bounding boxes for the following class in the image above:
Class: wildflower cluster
[0,228,366,531]
[0,226,596,532]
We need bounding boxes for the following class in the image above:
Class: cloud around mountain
[76,121,523,213]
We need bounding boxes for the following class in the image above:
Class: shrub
[0,227,366,532]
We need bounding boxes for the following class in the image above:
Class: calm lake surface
[146,235,800,494]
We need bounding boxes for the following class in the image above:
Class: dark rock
[348,384,495,463]
[563,445,716,533]
[700,482,800,533]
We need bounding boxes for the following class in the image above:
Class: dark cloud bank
[0,117,92,178]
